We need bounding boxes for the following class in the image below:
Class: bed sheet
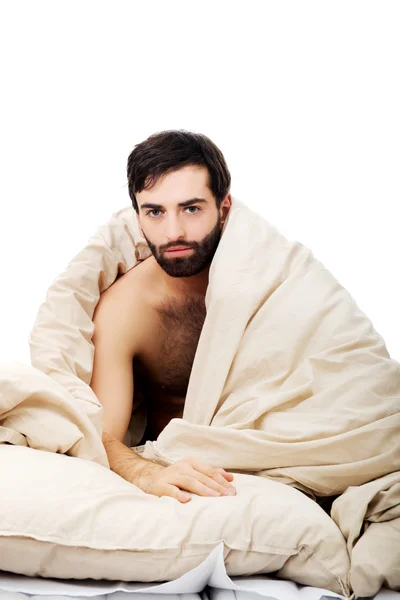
[0,544,399,600]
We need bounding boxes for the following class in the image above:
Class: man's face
[136,165,229,278]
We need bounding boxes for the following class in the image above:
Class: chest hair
[155,295,207,391]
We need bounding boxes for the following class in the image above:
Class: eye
[146,209,162,217]
[145,206,201,218]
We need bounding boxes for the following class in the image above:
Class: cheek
[190,213,214,233]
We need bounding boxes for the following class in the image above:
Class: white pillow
[0,445,350,596]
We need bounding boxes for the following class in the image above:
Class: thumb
[177,490,192,503]
[159,484,192,503]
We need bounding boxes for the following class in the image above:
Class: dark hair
[127,129,231,213]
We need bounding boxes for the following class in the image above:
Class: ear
[220,194,232,225]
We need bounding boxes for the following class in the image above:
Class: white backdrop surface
[0,0,399,363]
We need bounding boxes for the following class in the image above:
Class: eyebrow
[140,197,208,210]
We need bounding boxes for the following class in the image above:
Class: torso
[119,257,207,441]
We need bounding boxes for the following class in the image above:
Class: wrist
[134,460,163,491]
[102,431,149,481]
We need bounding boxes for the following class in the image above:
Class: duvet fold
[1,196,398,595]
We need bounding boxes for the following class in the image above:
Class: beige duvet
[1,196,399,596]
[142,198,400,594]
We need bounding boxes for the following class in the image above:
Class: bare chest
[133,295,207,420]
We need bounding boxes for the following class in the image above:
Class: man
[90,130,237,503]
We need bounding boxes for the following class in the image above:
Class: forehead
[137,165,211,208]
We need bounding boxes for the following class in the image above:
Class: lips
[165,246,193,257]
[166,246,192,252]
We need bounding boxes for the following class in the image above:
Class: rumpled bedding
[141,198,400,594]
[1,196,399,596]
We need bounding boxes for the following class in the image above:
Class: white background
[0,0,399,363]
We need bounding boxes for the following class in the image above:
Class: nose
[165,214,185,241]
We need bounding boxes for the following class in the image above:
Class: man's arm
[90,281,236,502]
[90,283,150,481]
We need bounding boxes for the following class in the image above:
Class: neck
[161,264,210,299]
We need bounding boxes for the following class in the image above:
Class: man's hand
[101,433,236,503]
[134,456,236,503]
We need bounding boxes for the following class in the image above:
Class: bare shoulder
[92,257,156,357]
[98,257,154,303]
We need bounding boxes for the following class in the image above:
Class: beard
[141,214,223,278]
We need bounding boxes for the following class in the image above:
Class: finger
[189,459,236,491]
[179,458,236,492]
[164,464,231,495]
[191,471,236,496]
[216,468,234,482]
[175,474,229,497]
